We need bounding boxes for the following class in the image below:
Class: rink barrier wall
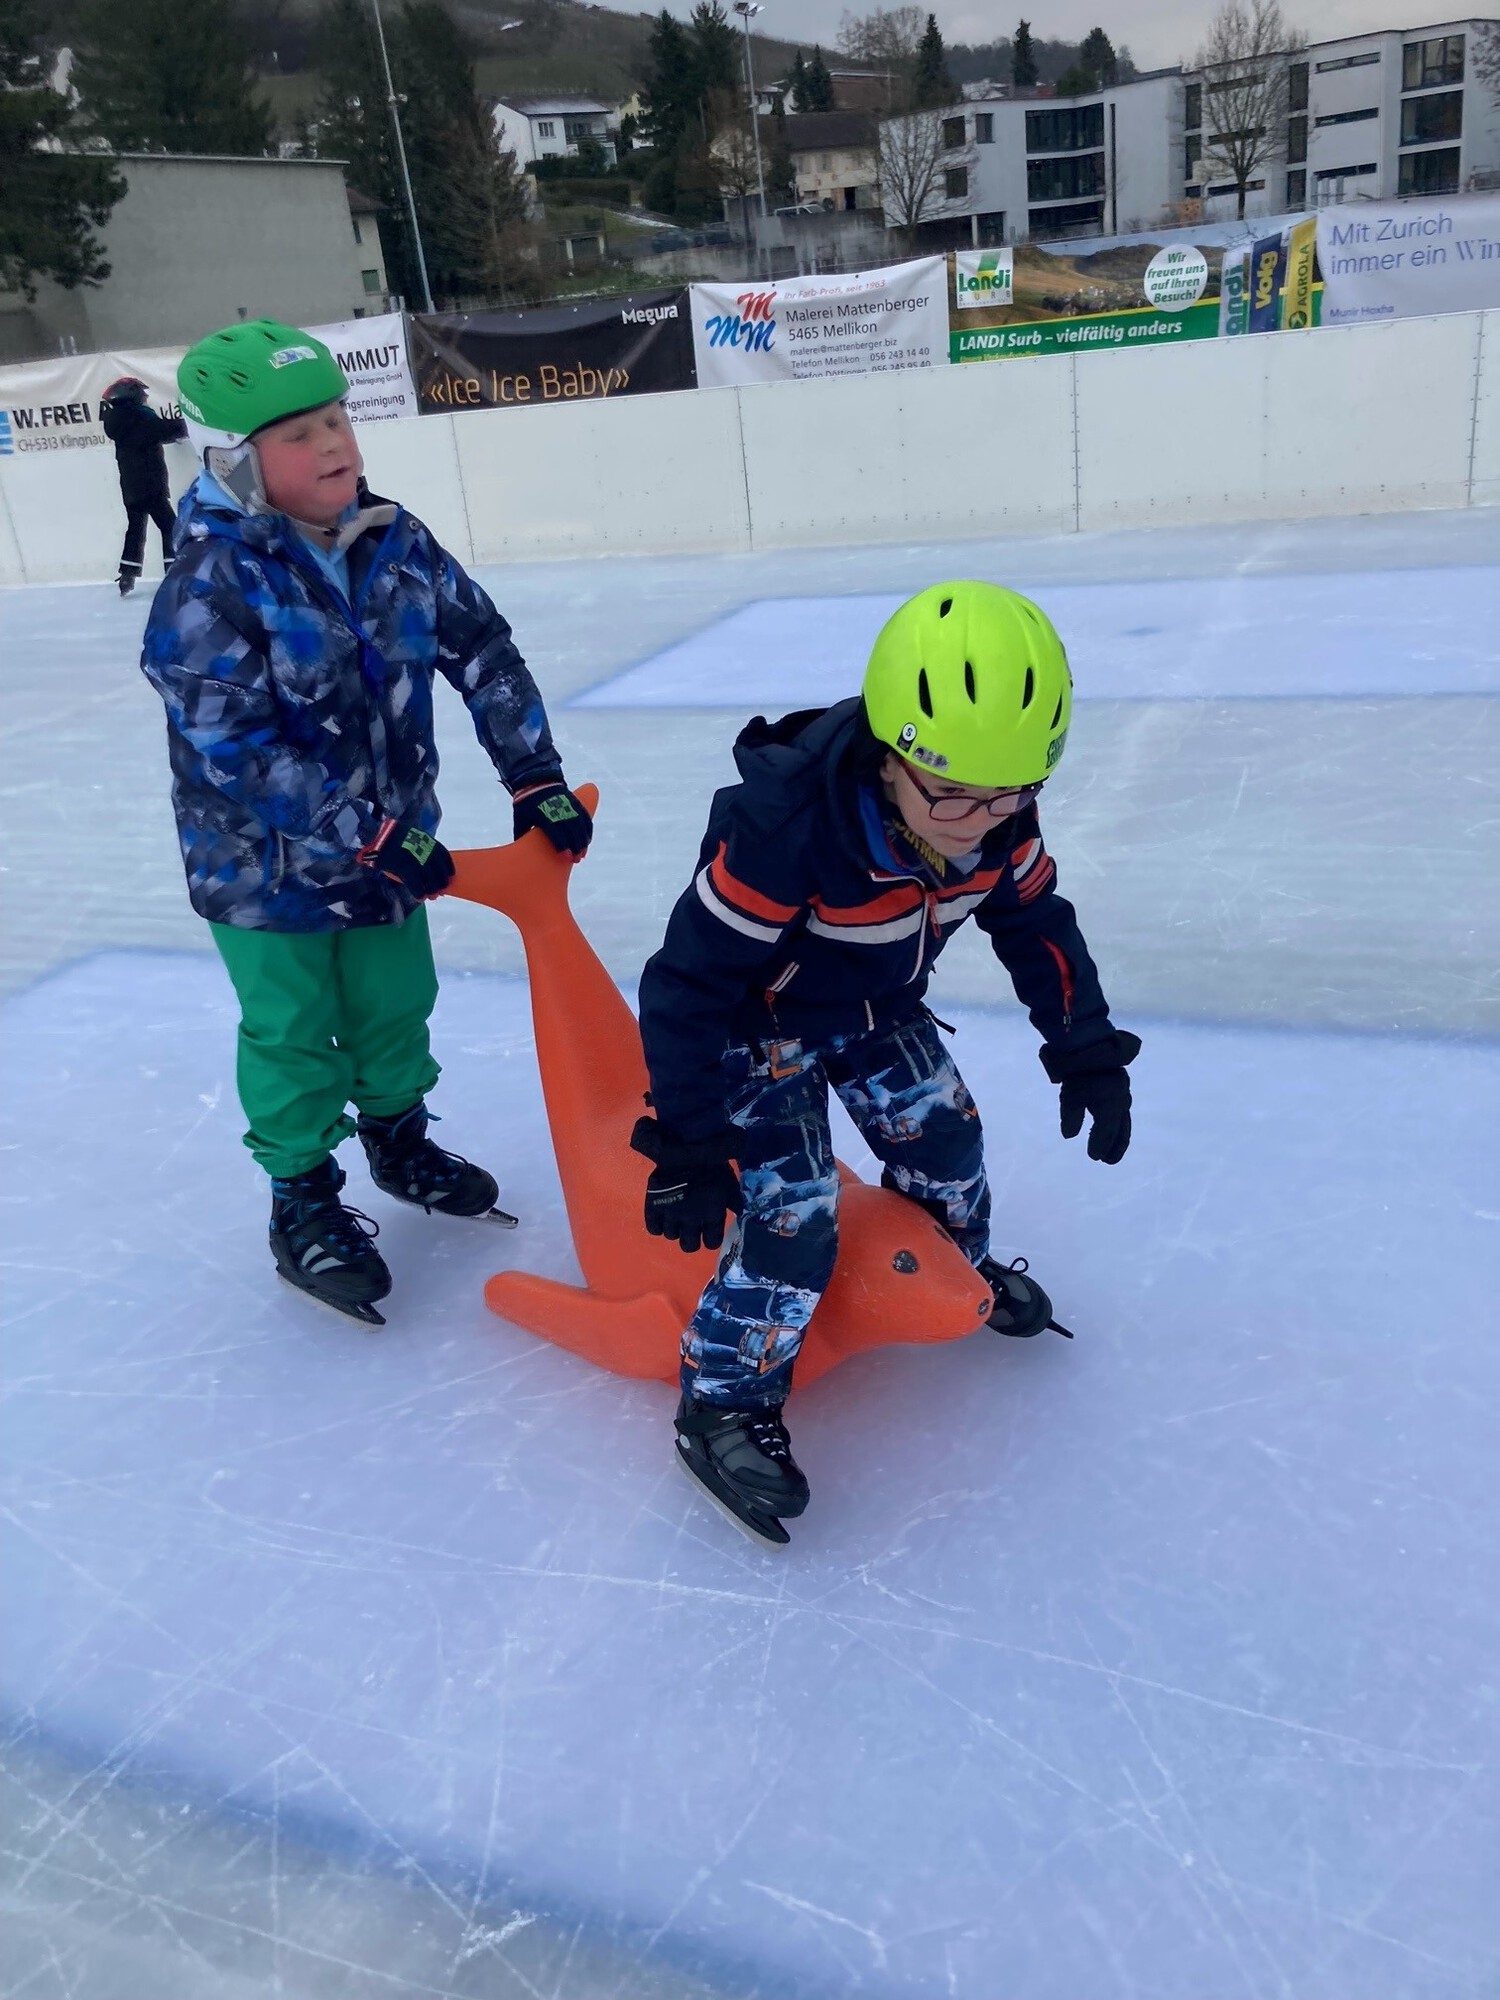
[1,308,1497,588]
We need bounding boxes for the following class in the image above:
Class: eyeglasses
[901,768,1044,823]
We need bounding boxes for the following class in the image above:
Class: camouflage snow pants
[682,1012,990,1408]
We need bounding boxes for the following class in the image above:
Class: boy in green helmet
[631,580,1140,1545]
[141,319,591,1326]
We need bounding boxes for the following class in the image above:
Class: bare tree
[1190,0,1305,221]
[878,105,974,249]
[1474,22,1500,111]
[838,5,925,70]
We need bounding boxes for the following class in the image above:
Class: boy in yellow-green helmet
[140,320,591,1326]
[632,580,1140,1545]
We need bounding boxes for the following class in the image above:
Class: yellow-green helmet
[863,581,1073,787]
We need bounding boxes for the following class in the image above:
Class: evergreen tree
[1078,26,1118,87]
[803,44,836,111]
[312,0,395,215]
[0,0,124,298]
[912,12,954,106]
[690,0,739,102]
[641,10,699,154]
[1011,18,1038,87]
[71,0,272,155]
[786,48,809,109]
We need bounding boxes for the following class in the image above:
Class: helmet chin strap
[203,440,268,512]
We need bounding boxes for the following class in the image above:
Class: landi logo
[702,289,777,353]
[954,250,1014,309]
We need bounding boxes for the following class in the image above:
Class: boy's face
[254,402,362,527]
[881,752,1036,859]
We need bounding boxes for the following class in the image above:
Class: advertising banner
[1317,192,1500,325]
[691,259,947,389]
[1247,232,1289,335]
[1280,217,1318,330]
[1219,245,1252,336]
[0,348,182,460]
[949,238,1222,362]
[306,312,419,422]
[410,291,695,413]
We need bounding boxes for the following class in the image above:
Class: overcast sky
[630,0,1445,72]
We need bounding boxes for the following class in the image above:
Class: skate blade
[376,1192,519,1227]
[276,1271,387,1328]
[674,1445,790,1549]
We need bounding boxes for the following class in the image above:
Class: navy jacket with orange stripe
[638,699,1120,1142]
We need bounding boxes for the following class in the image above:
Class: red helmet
[102,377,148,405]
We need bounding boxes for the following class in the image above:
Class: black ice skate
[116,570,136,597]
[674,1396,810,1549]
[357,1102,516,1224]
[979,1255,1073,1340]
[271,1158,392,1327]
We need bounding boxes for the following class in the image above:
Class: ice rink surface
[2,508,1498,1998]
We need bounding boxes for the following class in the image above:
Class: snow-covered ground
[2,508,1498,1998]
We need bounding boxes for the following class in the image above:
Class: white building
[492,97,619,169]
[881,70,1188,246]
[1188,17,1500,220]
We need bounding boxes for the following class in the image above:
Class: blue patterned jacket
[141,480,563,931]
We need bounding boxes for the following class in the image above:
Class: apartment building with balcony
[1185,18,1500,220]
[879,70,1188,246]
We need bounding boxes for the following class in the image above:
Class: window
[1316,51,1379,72]
[1402,35,1463,90]
[351,218,362,244]
[945,165,969,199]
[1184,82,1202,129]
[361,268,382,294]
[1025,104,1104,152]
[942,115,966,148]
[1208,179,1265,195]
[1401,91,1462,144]
[1184,138,1199,179]
[974,113,993,143]
[977,209,1006,244]
[820,152,832,169]
[1028,152,1104,201]
[1028,199,1103,237]
[1399,145,1460,194]
[1315,107,1378,126]
[1286,168,1307,205]
[537,120,555,138]
[1314,161,1377,181]
[1287,62,1309,111]
[1185,183,1201,197]
[1287,114,1307,162]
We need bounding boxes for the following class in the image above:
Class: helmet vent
[1022,666,1034,709]
[963,660,976,703]
[938,596,953,618]
[917,668,934,718]
[1050,695,1063,727]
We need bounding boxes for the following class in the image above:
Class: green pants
[211,911,441,1180]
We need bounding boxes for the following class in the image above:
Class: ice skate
[357,1102,516,1224]
[978,1255,1072,1339]
[270,1157,391,1327]
[674,1396,810,1548]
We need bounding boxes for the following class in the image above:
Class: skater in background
[141,318,591,1326]
[99,377,185,595]
[632,582,1140,1545]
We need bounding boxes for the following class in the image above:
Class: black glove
[357,816,455,899]
[513,779,593,858]
[630,1116,742,1254]
[1040,1030,1141,1165]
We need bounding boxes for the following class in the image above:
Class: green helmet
[177,319,348,458]
[863,581,1073,788]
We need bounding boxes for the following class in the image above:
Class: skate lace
[372,1108,471,1191]
[741,1412,793,1461]
[288,1193,380,1257]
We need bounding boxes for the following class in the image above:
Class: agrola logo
[702,289,777,354]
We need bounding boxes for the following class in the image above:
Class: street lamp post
[369,0,434,314]
[732,0,768,259]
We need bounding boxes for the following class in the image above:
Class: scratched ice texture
[2,509,1498,1999]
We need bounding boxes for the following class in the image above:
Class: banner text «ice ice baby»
[690,259,948,388]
